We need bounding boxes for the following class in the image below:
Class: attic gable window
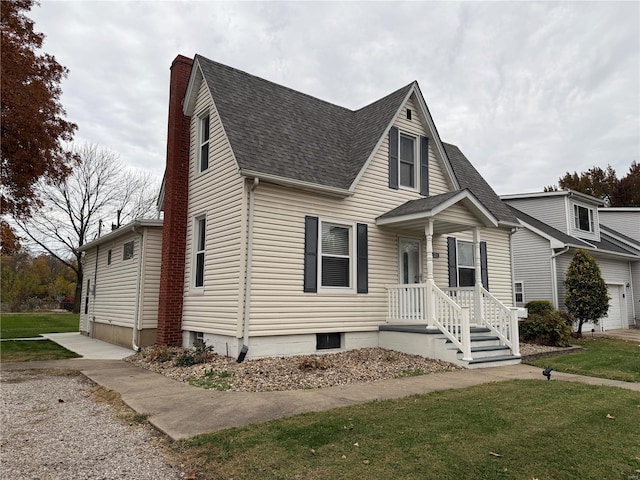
[573,204,594,232]
[399,133,417,189]
[388,127,429,196]
[198,112,210,172]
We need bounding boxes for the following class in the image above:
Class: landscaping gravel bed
[125,347,463,392]
[0,371,182,480]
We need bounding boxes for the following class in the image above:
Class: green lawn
[0,313,79,339]
[527,337,640,383]
[0,339,81,362]
[176,380,640,480]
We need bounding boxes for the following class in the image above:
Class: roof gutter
[237,177,259,362]
[132,225,144,352]
[238,169,353,198]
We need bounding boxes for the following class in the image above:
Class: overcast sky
[30,1,639,195]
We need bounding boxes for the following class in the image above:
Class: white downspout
[237,177,259,362]
[132,226,144,352]
[550,247,570,309]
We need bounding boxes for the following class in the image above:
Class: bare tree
[16,143,160,312]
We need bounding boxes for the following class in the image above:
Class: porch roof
[375,189,499,233]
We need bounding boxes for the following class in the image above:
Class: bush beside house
[519,300,572,347]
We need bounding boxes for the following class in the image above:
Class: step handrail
[479,287,520,356]
[431,284,472,361]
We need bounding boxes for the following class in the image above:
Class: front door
[399,238,423,319]
[399,238,422,284]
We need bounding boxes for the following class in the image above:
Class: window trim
[573,203,594,233]
[318,218,356,293]
[192,215,206,291]
[398,132,419,190]
[514,281,524,304]
[197,110,210,173]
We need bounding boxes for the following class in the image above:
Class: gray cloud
[31,1,639,194]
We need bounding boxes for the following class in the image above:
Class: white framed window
[319,220,354,290]
[194,216,206,289]
[399,133,418,189]
[573,204,594,232]
[123,241,134,261]
[457,240,475,287]
[514,281,524,304]
[198,111,210,172]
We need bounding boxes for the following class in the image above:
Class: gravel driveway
[0,370,182,480]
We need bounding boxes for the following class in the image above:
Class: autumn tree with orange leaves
[1,0,77,218]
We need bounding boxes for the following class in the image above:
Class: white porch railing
[386,283,520,360]
[432,284,472,361]
[387,283,428,323]
[480,287,520,356]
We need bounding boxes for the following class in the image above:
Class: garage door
[602,285,623,331]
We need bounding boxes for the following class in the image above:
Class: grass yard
[0,313,79,339]
[176,380,640,480]
[0,339,81,362]
[527,337,640,383]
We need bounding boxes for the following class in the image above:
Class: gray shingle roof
[195,55,517,225]
[377,191,463,220]
[197,55,411,190]
[507,205,592,247]
[444,144,519,225]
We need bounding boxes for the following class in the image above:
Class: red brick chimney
[157,55,193,346]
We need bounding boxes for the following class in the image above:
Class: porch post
[473,227,483,325]
[425,219,435,328]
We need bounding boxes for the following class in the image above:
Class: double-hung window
[320,222,352,289]
[573,204,594,232]
[194,217,206,288]
[514,281,524,304]
[456,241,475,287]
[198,112,210,172]
[399,133,417,189]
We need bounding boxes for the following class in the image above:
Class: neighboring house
[598,207,640,324]
[79,54,523,367]
[79,219,163,348]
[502,191,639,331]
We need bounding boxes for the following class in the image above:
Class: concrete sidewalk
[3,356,638,441]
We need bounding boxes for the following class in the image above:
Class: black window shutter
[304,216,318,293]
[356,223,368,294]
[388,127,399,189]
[480,241,489,290]
[447,237,457,287]
[420,136,429,196]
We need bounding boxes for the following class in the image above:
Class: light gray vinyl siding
[555,253,572,310]
[505,196,569,234]
[632,262,640,322]
[511,227,555,305]
[592,255,634,327]
[182,76,246,337]
[599,210,640,241]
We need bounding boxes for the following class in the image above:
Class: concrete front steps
[379,324,521,369]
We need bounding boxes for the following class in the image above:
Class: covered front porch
[376,190,521,367]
